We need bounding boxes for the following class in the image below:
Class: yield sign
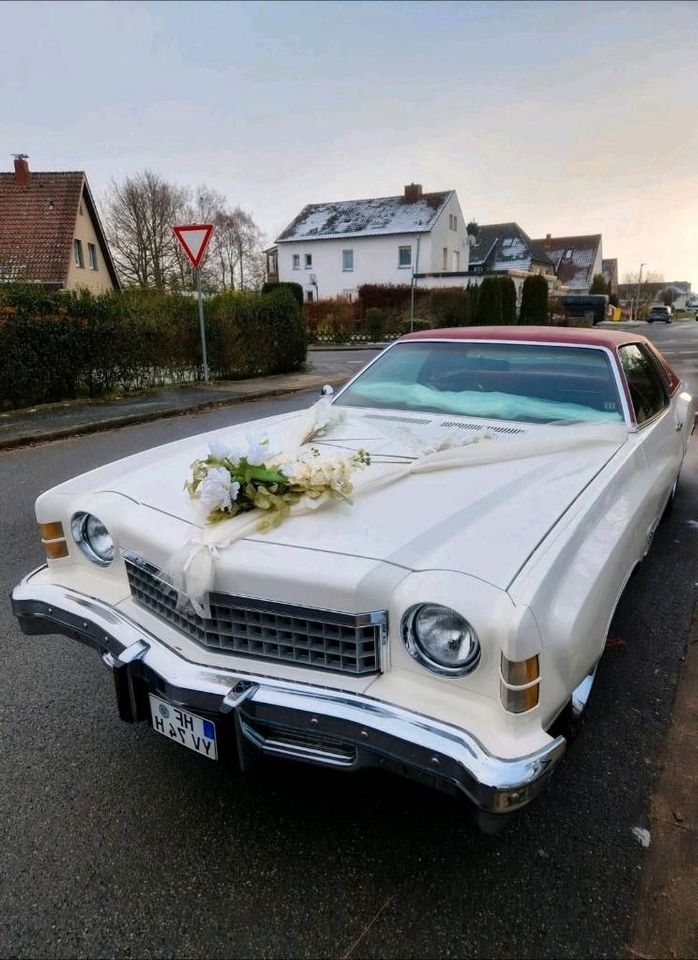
[173,223,214,268]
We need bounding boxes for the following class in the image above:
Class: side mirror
[320,384,334,398]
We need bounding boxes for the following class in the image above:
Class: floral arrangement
[185,402,371,530]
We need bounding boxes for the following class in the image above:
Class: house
[617,280,692,310]
[0,155,120,292]
[532,233,603,295]
[273,184,468,301]
[467,222,556,279]
[602,258,618,296]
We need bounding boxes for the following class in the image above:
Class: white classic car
[11,326,695,831]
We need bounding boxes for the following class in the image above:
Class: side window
[619,344,668,424]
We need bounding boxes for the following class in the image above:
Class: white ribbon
[167,413,627,616]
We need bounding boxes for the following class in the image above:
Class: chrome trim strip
[11,568,566,814]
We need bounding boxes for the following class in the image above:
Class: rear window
[336,341,624,424]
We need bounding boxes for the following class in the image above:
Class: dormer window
[563,248,574,260]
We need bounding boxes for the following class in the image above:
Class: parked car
[648,305,672,323]
[11,327,695,831]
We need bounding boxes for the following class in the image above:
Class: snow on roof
[532,234,602,290]
[276,191,453,242]
[468,223,554,272]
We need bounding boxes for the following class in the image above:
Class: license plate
[149,695,217,760]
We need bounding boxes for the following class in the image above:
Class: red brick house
[0,156,120,291]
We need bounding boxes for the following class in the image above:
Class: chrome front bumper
[11,568,566,816]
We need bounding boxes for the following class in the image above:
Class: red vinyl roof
[400,325,649,349]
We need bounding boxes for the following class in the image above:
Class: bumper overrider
[11,567,566,817]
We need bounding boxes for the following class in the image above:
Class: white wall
[277,233,424,300]
[276,192,470,300]
[425,192,469,273]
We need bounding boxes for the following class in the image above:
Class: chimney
[13,154,30,187]
[404,183,423,203]
[544,232,551,247]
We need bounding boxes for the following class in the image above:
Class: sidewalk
[0,367,354,451]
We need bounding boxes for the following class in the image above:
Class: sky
[2,0,697,286]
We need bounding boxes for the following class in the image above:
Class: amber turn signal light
[39,520,69,560]
[43,539,70,560]
[500,681,540,714]
[39,521,65,541]
[500,654,539,686]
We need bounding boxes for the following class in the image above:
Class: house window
[442,247,448,270]
[292,254,300,270]
[449,214,457,231]
[453,215,457,231]
[563,248,574,260]
[342,289,354,302]
[305,253,312,269]
[342,249,354,272]
[88,243,98,270]
[453,250,460,271]
[306,289,314,302]
[398,245,411,268]
[73,239,84,268]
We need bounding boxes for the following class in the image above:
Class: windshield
[335,341,624,424]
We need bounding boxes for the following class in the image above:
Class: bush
[519,275,549,324]
[0,284,307,409]
[358,283,430,321]
[431,289,469,327]
[304,300,357,342]
[475,277,503,325]
[499,276,517,324]
[590,274,608,295]
[365,308,386,340]
[398,317,431,334]
[261,280,304,308]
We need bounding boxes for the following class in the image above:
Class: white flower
[209,439,232,460]
[209,438,245,463]
[244,430,280,466]
[199,467,235,513]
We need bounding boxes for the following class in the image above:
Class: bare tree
[104,170,266,292]
[621,269,665,319]
[104,171,189,288]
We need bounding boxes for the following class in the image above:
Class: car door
[618,342,684,550]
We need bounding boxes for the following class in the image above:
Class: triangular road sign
[173,223,214,268]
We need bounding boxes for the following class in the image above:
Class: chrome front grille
[123,553,385,676]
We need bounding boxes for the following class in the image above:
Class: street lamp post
[634,262,646,323]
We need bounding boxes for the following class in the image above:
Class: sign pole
[196,267,209,382]
[172,223,214,383]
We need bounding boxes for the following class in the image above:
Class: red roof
[401,325,649,348]
[0,170,119,288]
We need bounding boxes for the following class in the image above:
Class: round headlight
[403,603,480,677]
[71,512,114,566]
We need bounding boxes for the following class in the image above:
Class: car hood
[47,408,627,589]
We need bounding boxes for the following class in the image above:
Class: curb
[0,376,348,452]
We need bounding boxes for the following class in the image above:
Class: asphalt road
[1,323,697,959]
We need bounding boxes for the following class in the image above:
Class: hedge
[261,280,304,309]
[0,285,307,410]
